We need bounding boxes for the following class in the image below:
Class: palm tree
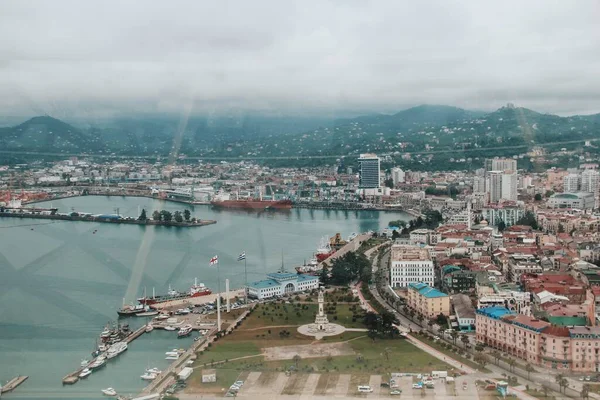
[450,330,458,346]
[416,314,424,325]
[293,354,301,369]
[490,350,501,365]
[554,373,564,393]
[524,363,534,380]
[507,358,516,372]
[383,347,392,362]
[461,335,470,349]
[437,326,445,338]
[582,383,590,399]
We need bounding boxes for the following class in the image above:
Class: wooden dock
[1,375,29,393]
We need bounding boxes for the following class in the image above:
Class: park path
[242,324,300,331]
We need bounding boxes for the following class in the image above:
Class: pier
[1,376,28,394]
[319,233,372,268]
[0,211,217,228]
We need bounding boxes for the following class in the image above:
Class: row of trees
[138,208,192,223]
[321,251,371,285]
[388,210,444,236]
[363,310,398,338]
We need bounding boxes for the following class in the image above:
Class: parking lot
[222,371,484,399]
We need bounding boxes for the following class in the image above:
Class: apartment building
[407,282,451,319]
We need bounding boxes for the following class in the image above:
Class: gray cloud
[1,0,599,118]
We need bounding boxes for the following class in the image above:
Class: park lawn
[241,303,319,329]
[212,337,452,375]
[193,341,262,366]
[185,367,243,394]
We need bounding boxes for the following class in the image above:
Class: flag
[238,252,246,261]
[209,255,218,265]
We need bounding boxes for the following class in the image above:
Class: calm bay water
[0,196,410,399]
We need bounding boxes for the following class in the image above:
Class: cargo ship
[211,199,293,210]
[137,278,212,305]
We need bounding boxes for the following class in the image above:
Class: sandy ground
[262,341,355,361]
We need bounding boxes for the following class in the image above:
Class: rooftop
[391,245,431,261]
[548,316,588,327]
[476,306,514,320]
[409,282,448,298]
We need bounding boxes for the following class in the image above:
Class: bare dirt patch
[281,373,310,395]
[263,341,355,361]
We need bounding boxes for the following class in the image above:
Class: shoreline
[0,212,217,228]
[23,192,419,214]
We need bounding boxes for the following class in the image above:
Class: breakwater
[0,212,216,227]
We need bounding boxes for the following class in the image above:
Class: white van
[358,385,373,393]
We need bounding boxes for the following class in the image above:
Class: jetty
[319,233,372,268]
[1,375,29,394]
[0,211,216,228]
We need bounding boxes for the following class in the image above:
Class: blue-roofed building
[247,272,319,299]
[407,282,450,319]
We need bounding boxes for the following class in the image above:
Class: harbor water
[0,196,411,399]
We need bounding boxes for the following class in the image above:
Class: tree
[461,334,470,348]
[497,219,506,232]
[391,230,400,239]
[183,209,191,221]
[161,210,173,222]
[450,330,458,346]
[384,178,394,189]
[525,363,535,380]
[545,190,554,198]
[490,350,501,365]
[138,208,147,221]
[557,223,565,233]
[473,353,489,368]
[541,383,550,398]
[534,193,542,201]
[383,347,392,362]
[293,354,301,369]
[507,358,516,372]
[174,211,183,223]
[555,373,565,393]
[319,266,330,285]
[582,383,590,399]
[152,210,161,221]
[427,319,435,333]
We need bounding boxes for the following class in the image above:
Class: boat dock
[62,324,147,385]
[1,376,28,394]
[150,289,245,310]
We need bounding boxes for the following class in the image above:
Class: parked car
[390,390,402,395]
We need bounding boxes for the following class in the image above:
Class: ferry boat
[137,279,211,305]
[178,324,193,337]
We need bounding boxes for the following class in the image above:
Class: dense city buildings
[407,282,450,319]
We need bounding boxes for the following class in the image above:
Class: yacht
[164,326,176,331]
[140,372,157,381]
[81,359,89,367]
[165,354,179,360]
[154,313,170,321]
[101,387,117,396]
[178,324,193,338]
[79,368,92,378]
[89,356,107,369]
[106,342,128,359]
[145,324,154,333]
[146,367,162,374]
[175,308,191,315]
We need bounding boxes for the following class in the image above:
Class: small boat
[81,359,89,367]
[102,387,117,396]
[175,308,191,315]
[79,368,92,378]
[145,324,154,333]
[164,326,176,331]
[154,313,170,320]
[178,324,193,338]
[146,367,162,374]
[141,372,157,381]
[165,355,179,360]
[165,350,180,356]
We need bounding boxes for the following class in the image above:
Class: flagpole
[216,257,221,332]
[244,254,248,306]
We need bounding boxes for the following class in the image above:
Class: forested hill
[1,105,599,171]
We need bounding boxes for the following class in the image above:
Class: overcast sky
[1,0,599,118]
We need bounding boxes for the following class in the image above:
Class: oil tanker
[211,199,293,210]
